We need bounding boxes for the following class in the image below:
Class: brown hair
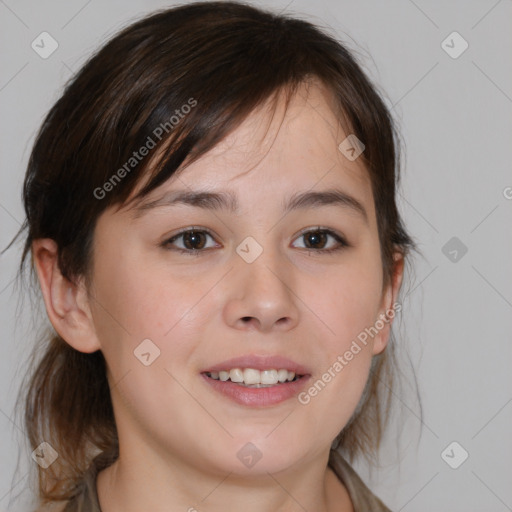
[11,0,417,505]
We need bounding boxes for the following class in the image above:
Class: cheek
[89,250,193,371]
[297,253,383,423]
[90,259,207,440]
[309,252,383,349]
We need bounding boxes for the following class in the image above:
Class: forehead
[124,81,375,224]
[189,82,368,182]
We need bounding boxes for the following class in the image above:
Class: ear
[372,251,405,356]
[32,238,101,353]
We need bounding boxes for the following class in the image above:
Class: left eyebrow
[130,187,368,224]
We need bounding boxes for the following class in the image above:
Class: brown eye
[303,230,328,249]
[292,228,348,253]
[163,228,218,254]
[181,230,208,250]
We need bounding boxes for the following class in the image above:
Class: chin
[219,436,309,475]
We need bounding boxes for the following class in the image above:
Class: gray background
[1,0,511,510]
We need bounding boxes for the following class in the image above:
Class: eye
[291,227,348,254]
[162,226,349,256]
[162,227,218,255]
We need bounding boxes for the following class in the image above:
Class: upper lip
[202,354,311,375]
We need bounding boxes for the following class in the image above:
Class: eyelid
[291,226,349,251]
[161,225,349,254]
[163,226,219,251]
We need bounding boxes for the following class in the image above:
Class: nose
[223,246,300,333]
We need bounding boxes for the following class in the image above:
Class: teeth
[243,368,261,385]
[207,368,299,385]
[277,369,288,383]
[260,369,278,385]
[229,369,244,383]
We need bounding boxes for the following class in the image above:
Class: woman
[15,2,416,510]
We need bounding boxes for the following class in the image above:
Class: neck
[96,443,353,512]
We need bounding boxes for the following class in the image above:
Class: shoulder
[33,451,115,512]
[328,449,393,512]
[34,502,69,512]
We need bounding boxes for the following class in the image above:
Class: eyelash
[161,226,349,256]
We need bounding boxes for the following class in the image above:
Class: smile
[204,368,300,387]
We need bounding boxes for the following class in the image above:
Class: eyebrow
[131,187,368,224]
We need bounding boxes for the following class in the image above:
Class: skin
[33,81,403,512]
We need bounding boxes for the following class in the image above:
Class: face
[82,82,399,476]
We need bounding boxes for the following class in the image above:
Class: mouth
[203,368,303,387]
[200,355,311,406]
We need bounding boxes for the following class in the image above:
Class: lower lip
[201,373,311,407]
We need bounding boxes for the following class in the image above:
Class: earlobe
[32,238,101,354]
[372,251,405,356]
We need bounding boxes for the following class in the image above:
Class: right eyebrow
[130,187,368,224]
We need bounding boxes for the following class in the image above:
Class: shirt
[60,449,392,511]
